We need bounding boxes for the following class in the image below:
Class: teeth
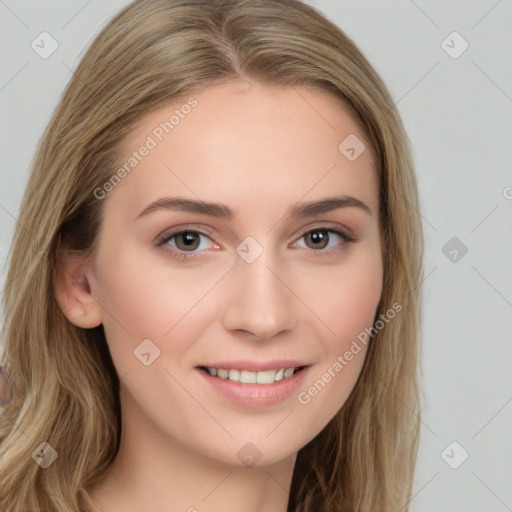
[256,369,276,384]
[274,368,284,381]
[283,368,295,378]
[240,370,257,384]
[228,369,240,381]
[204,366,298,384]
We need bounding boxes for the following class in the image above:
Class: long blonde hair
[0,1,423,510]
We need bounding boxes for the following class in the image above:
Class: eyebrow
[290,196,372,218]
[135,196,232,220]
[134,195,373,221]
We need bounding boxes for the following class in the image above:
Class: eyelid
[154,221,357,261]
[289,221,356,244]
[153,225,222,260]
[154,224,220,246]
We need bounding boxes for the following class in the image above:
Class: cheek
[91,241,228,370]
[311,246,383,348]
[325,260,382,346]
[293,248,382,424]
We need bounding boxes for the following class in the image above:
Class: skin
[55,80,383,512]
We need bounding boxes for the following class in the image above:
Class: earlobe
[54,247,102,329]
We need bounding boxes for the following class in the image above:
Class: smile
[197,363,310,406]
[200,366,303,384]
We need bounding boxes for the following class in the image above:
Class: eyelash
[154,227,219,261]
[154,225,356,261]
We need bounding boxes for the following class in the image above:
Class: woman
[0,0,423,510]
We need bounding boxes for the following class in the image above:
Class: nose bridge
[221,247,296,338]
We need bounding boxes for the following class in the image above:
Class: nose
[221,252,297,340]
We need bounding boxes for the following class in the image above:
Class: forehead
[108,80,378,217]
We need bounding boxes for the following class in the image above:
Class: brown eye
[174,231,201,251]
[304,229,330,250]
[156,228,219,260]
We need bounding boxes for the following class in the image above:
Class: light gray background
[1,1,511,510]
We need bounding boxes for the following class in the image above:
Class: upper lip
[198,360,309,371]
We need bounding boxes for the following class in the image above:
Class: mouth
[196,360,311,406]
[198,365,307,385]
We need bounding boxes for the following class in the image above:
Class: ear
[54,245,102,329]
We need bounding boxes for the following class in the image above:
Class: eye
[155,229,218,257]
[294,228,355,251]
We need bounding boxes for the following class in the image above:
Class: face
[86,80,382,467]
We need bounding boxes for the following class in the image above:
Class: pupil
[307,230,328,249]
[178,232,199,250]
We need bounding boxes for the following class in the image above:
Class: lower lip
[197,367,310,407]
